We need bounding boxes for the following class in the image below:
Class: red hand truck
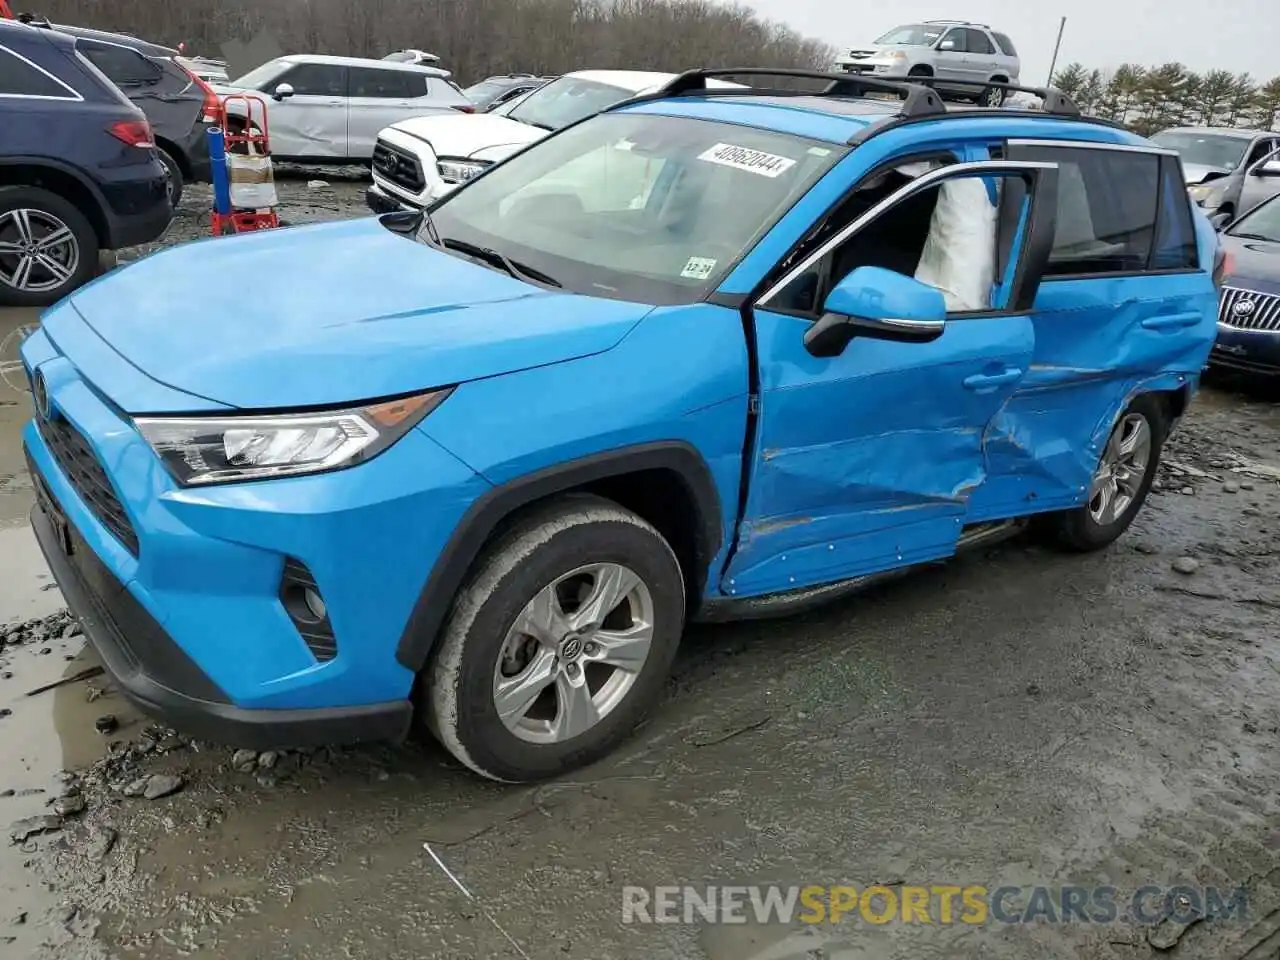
[212,93,280,235]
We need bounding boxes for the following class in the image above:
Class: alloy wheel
[493,562,654,744]
[985,87,1005,107]
[0,208,80,294]
[1089,413,1152,525]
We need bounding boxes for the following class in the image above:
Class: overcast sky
[749,0,1278,85]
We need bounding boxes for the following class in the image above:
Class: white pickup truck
[366,69,740,213]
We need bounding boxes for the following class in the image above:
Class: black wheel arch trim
[395,440,724,674]
[0,156,111,242]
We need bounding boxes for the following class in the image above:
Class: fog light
[303,587,326,620]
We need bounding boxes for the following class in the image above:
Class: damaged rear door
[721,159,1058,597]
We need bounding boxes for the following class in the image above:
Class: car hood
[1220,234,1280,290]
[1183,163,1231,185]
[60,217,652,411]
[386,112,546,159]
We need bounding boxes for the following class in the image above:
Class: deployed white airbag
[913,177,997,312]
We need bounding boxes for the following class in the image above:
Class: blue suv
[23,69,1219,782]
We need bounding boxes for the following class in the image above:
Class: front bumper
[20,321,491,747]
[1209,323,1280,375]
[366,182,416,214]
[30,494,411,748]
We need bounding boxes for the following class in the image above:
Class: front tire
[0,186,98,307]
[424,495,685,782]
[1048,395,1167,552]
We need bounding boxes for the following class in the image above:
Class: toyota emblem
[32,369,52,420]
[1233,298,1256,317]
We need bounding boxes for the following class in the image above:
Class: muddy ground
[2,174,1280,960]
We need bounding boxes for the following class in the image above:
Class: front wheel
[1047,395,1167,551]
[424,495,686,782]
[981,83,1007,107]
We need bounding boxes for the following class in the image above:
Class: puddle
[1,306,38,527]
[1,525,135,955]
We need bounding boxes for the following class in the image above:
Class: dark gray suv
[33,22,218,206]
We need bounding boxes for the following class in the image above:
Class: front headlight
[135,389,453,486]
[1187,183,1215,204]
[437,159,489,183]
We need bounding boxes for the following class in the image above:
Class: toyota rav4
[24,69,1219,783]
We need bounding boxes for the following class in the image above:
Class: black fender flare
[0,156,111,242]
[395,441,723,673]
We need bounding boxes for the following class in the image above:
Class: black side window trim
[0,43,82,100]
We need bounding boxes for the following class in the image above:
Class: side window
[1246,138,1276,168]
[966,30,996,55]
[1011,145,1158,276]
[939,29,968,53]
[275,63,345,97]
[0,46,76,98]
[1152,154,1199,270]
[350,67,424,98]
[992,32,1018,56]
[766,156,1052,316]
[80,44,161,86]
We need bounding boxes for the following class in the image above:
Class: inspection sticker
[697,143,796,178]
[680,256,718,280]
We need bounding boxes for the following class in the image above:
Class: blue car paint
[20,92,1220,734]
[65,218,657,410]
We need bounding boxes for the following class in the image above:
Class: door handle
[1141,312,1201,330]
[963,367,1023,390]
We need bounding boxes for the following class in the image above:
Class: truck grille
[30,370,139,557]
[1219,286,1280,332]
[372,140,425,194]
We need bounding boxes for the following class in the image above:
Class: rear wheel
[1047,395,1167,551]
[0,186,98,307]
[157,147,184,208]
[424,495,686,782]
[981,81,1007,107]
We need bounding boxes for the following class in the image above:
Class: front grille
[1219,286,1280,331]
[372,140,425,194]
[30,378,139,557]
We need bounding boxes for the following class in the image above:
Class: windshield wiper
[441,237,562,288]
[1230,232,1276,242]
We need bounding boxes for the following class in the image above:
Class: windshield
[228,58,286,89]
[1227,195,1280,242]
[506,76,634,131]
[427,113,844,304]
[1151,132,1251,171]
[875,24,945,46]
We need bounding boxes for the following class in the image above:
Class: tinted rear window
[1011,144,1160,276]
[992,32,1018,56]
[0,46,75,97]
[80,44,161,85]
[349,67,427,98]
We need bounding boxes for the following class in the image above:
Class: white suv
[834,20,1021,107]
[213,54,472,161]
[366,69,739,213]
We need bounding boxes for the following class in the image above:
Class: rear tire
[158,148,184,208]
[424,495,686,782]
[0,186,99,307]
[981,81,1007,107]
[1047,395,1167,552]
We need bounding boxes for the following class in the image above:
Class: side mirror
[273,82,294,101]
[803,266,947,358]
[1210,211,1231,231]
[939,39,957,51]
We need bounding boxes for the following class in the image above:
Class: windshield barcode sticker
[681,256,718,280]
[697,143,796,178]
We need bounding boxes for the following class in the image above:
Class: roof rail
[646,67,946,120]
[908,76,1081,116]
[924,19,990,27]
